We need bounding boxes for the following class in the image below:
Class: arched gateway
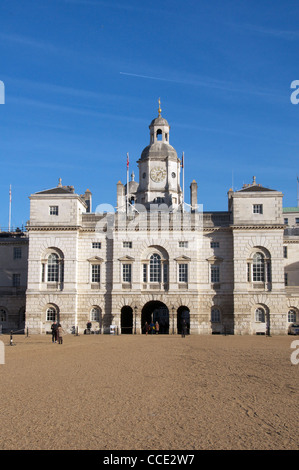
[142,301,169,334]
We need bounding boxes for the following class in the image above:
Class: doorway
[142,301,169,334]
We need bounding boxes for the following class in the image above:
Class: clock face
[150,167,166,183]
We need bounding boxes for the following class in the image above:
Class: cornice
[231,225,284,230]
[27,226,81,232]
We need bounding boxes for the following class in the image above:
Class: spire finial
[158,98,161,116]
[58,178,62,187]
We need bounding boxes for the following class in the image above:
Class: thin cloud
[119,71,284,100]
[230,22,299,40]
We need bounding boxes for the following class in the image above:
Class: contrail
[119,72,177,83]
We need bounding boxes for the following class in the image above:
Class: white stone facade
[1,110,299,335]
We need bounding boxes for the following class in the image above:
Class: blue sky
[0,0,299,229]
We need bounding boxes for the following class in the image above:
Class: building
[1,106,299,334]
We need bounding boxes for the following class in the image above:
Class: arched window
[46,306,57,322]
[253,253,265,282]
[288,309,297,323]
[41,249,64,286]
[91,307,101,322]
[48,253,59,282]
[0,308,7,322]
[211,308,221,323]
[255,307,265,323]
[150,254,161,282]
[247,249,271,286]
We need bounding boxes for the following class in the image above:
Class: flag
[127,153,129,168]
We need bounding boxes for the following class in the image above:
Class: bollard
[10,331,13,346]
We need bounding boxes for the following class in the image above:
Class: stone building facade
[1,108,299,335]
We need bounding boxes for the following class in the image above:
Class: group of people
[51,321,64,344]
[144,321,160,335]
[143,319,188,336]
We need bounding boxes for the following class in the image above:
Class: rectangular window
[123,241,132,248]
[210,241,220,248]
[163,263,168,283]
[41,264,45,283]
[285,273,288,286]
[91,264,100,283]
[143,264,147,283]
[179,264,188,283]
[284,218,288,225]
[13,273,21,287]
[92,242,101,249]
[211,265,220,283]
[122,264,132,283]
[253,204,263,214]
[283,246,288,258]
[179,241,188,248]
[49,206,59,215]
[13,247,22,259]
[296,218,299,225]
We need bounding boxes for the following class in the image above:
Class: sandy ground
[0,332,298,451]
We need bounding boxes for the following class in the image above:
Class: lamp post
[134,305,137,335]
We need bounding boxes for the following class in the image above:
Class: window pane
[179,264,188,282]
[143,264,147,283]
[150,254,161,282]
[13,274,21,287]
[47,307,56,321]
[163,263,168,283]
[288,309,297,323]
[211,308,220,322]
[91,307,100,321]
[253,253,264,282]
[13,247,22,259]
[211,265,220,283]
[255,308,265,322]
[91,264,100,283]
[48,253,59,282]
[122,264,131,283]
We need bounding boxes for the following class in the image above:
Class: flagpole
[297,175,299,208]
[182,152,185,212]
[9,185,11,232]
[126,153,129,214]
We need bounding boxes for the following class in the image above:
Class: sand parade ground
[0,332,298,451]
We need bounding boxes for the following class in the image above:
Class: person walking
[51,321,58,343]
[144,322,150,335]
[181,319,187,338]
[155,321,160,334]
[57,323,64,344]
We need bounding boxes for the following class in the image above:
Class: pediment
[174,255,191,262]
[87,256,104,263]
[118,255,135,262]
[206,255,223,264]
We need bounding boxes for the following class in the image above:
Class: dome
[140,142,177,161]
[149,115,170,128]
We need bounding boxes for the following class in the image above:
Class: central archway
[142,301,169,334]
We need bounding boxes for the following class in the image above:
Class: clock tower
[136,101,182,210]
